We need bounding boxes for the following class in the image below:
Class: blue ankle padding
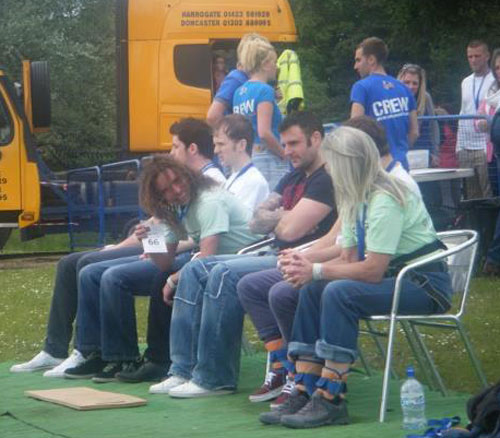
[315,377,347,397]
[269,349,295,374]
[294,373,319,396]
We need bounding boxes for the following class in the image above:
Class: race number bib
[142,224,168,253]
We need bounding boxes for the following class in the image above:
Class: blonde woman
[233,34,288,190]
[398,64,440,165]
[260,127,452,428]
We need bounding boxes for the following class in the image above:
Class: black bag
[465,381,500,438]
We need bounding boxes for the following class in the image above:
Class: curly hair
[139,154,217,237]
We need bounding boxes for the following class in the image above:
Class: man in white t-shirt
[456,40,495,199]
[214,114,270,212]
[169,118,226,185]
[344,116,421,197]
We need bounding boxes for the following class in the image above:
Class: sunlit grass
[1,261,499,394]
[1,230,70,253]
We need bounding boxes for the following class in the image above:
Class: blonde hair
[321,127,407,225]
[238,33,276,75]
[397,63,427,116]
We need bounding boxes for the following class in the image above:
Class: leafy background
[0,0,499,170]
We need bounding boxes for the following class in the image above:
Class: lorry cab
[118,0,297,153]
[0,62,48,241]
[1,0,297,247]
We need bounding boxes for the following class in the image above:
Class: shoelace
[276,391,308,413]
[282,378,295,394]
[295,393,324,415]
[263,370,278,387]
[120,361,138,373]
[102,362,120,372]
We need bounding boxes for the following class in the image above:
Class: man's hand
[134,223,150,240]
[162,272,179,306]
[477,119,488,132]
[162,281,175,306]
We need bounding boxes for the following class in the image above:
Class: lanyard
[356,203,367,262]
[472,74,487,110]
[225,162,254,191]
[385,159,398,173]
[177,205,189,222]
[201,162,216,174]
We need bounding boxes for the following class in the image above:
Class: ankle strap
[294,373,319,396]
[316,377,347,397]
[269,348,295,374]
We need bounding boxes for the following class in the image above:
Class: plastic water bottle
[400,366,427,430]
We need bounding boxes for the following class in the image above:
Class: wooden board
[25,387,147,411]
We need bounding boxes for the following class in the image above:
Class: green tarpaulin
[0,354,469,438]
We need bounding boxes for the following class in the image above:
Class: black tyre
[121,217,141,239]
[0,228,12,250]
[30,61,51,128]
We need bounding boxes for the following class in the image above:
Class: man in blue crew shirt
[350,37,419,170]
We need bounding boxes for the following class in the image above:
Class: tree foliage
[0,0,116,170]
[1,1,499,169]
[290,0,500,122]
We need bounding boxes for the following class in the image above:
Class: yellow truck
[0,0,297,249]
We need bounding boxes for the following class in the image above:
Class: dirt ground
[0,255,62,270]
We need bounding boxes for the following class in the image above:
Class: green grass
[0,261,499,394]
[1,229,71,253]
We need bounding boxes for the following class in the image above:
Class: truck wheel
[0,228,12,250]
[121,217,141,239]
[30,61,51,128]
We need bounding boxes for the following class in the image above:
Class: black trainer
[115,360,168,383]
[92,361,129,383]
[64,353,105,379]
[280,392,350,429]
[259,389,310,425]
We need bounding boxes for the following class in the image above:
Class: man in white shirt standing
[214,114,270,212]
[457,40,495,199]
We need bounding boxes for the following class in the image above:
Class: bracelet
[312,263,323,281]
[166,276,177,290]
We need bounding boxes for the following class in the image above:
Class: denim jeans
[142,251,193,365]
[44,246,143,358]
[169,254,277,389]
[237,268,299,343]
[75,254,184,361]
[288,272,453,364]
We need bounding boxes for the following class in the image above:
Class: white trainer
[168,380,234,398]
[10,351,63,373]
[43,350,85,377]
[149,375,187,394]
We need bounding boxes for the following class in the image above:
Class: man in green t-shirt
[64,156,259,381]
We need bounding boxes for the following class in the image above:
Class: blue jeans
[237,268,298,343]
[288,273,452,363]
[43,246,143,358]
[169,254,277,389]
[76,255,181,361]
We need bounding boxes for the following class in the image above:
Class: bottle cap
[406,365,415,377]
